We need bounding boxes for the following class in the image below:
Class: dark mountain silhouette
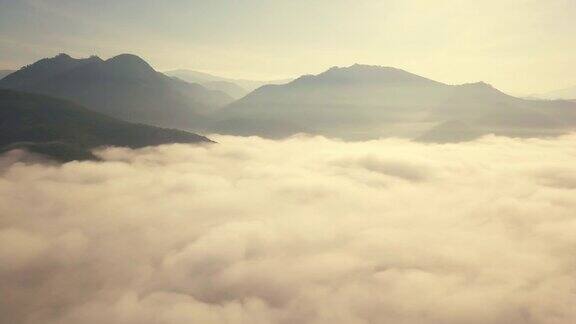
[0,89,212,162]
[165,69,293,96]
[213,64,576,141]
[0,54,102,88]
[0,54,233,130]
[0,70,15,80]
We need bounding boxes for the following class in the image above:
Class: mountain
[0,70,15,80]
[200,80,248,99]
[0,89,212,162]
[165,69,293,97]
[0,54,234,130]
[534,85,576,100]
[212,64,576,141]
[0,54,101,88]
[416,120,483,143]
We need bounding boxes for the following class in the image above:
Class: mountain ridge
[534,85,576,100]
[165,69,293,96]
[0,89,212,162]
[212,64,576,141]
[0,53,233,131]
[0,70,15,80]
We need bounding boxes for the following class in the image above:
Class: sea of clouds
[1,134,576,324]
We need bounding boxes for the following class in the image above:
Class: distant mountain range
[212,64,576,141]
[532,85,576,100]
[0,89,212,161]
[0,54,233,131]
[2,55,576,145]
[165,69,293,99]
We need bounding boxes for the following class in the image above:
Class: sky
[0,0,575,95]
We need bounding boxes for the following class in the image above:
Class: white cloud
[1,134,576,324]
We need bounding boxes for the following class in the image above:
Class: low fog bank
[1,134,576,324]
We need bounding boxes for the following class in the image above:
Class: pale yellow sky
[1,0,574,94]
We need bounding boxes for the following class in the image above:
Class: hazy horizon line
[3,51,572,97]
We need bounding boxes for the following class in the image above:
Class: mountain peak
[19,53,102,71]
[347,63,401,71]
[0,53,104,89]
[325,64,403,74]
[107,54,151,66]
[462,81,493,88]
[54,53,72,59]
[50,53,102,64]
[292,64,443,87]
[457,81,508,96]
[104,54,156,78]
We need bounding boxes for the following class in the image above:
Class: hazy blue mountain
[0,70,15,80]
[0,54,233,130]
[212,64,576,141]
[165,69,293,95]
[0,89,212,162]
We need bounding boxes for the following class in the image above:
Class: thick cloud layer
[1,134,576,324]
